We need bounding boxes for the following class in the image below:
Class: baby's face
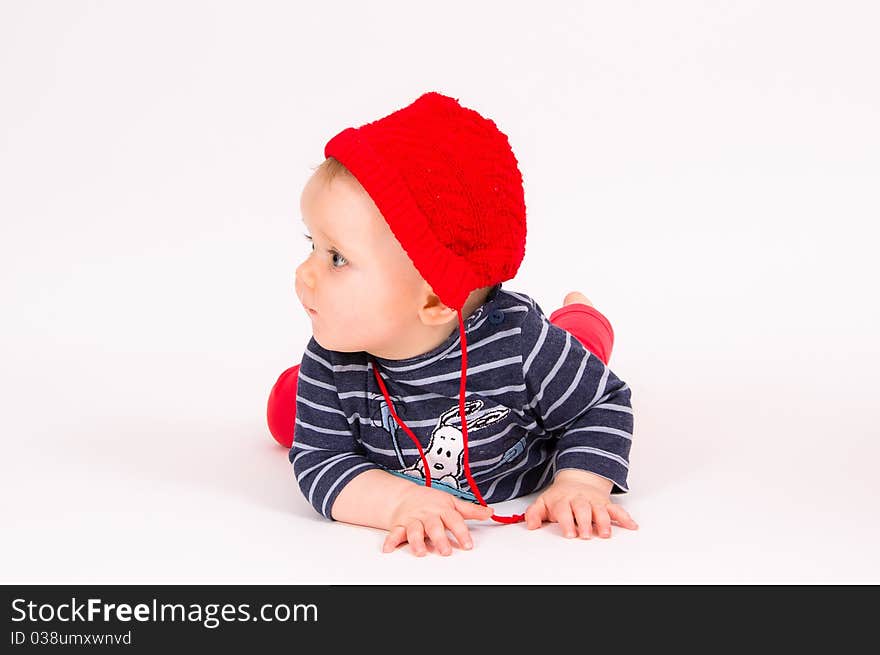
[295,171,429,356]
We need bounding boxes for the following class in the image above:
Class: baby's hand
[383,486,494,557]
[524,469,639,539]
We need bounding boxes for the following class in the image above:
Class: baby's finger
[593,503,612,538]
[551,499,577,538]
[441,511,474,550]
[607,503,639,530]
[382,526,407,553]
[405,520,427,557]
[571,498,593,540]
[524,498,547,530]
[454,499,494,521]
[424,516,452,556]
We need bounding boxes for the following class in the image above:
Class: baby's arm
[291,338,491,555]
[520,311,637,538]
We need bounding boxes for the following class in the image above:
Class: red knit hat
[323,91,527,310]
[323,91,528,523]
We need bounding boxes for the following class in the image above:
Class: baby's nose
[295,260,315,289]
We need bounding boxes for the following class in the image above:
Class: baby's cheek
[352,282,396,320]
[337,296,380,342]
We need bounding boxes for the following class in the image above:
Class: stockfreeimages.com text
[11,597,317,629]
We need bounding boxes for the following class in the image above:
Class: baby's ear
[418,285,458,326]
[418,302,458,326]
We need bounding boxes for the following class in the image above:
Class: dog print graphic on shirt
[398,399,510,490]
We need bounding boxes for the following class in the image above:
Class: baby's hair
[312,156,354,186]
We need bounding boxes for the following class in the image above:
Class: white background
[2,1,878,584]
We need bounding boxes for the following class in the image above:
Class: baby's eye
[303,233,348,269]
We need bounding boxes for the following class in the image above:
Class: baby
[268,92,638,556]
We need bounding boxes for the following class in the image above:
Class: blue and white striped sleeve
[520,311,634,494]
[288,337,381,519]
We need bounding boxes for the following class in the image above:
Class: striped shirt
[289,283,634,520]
